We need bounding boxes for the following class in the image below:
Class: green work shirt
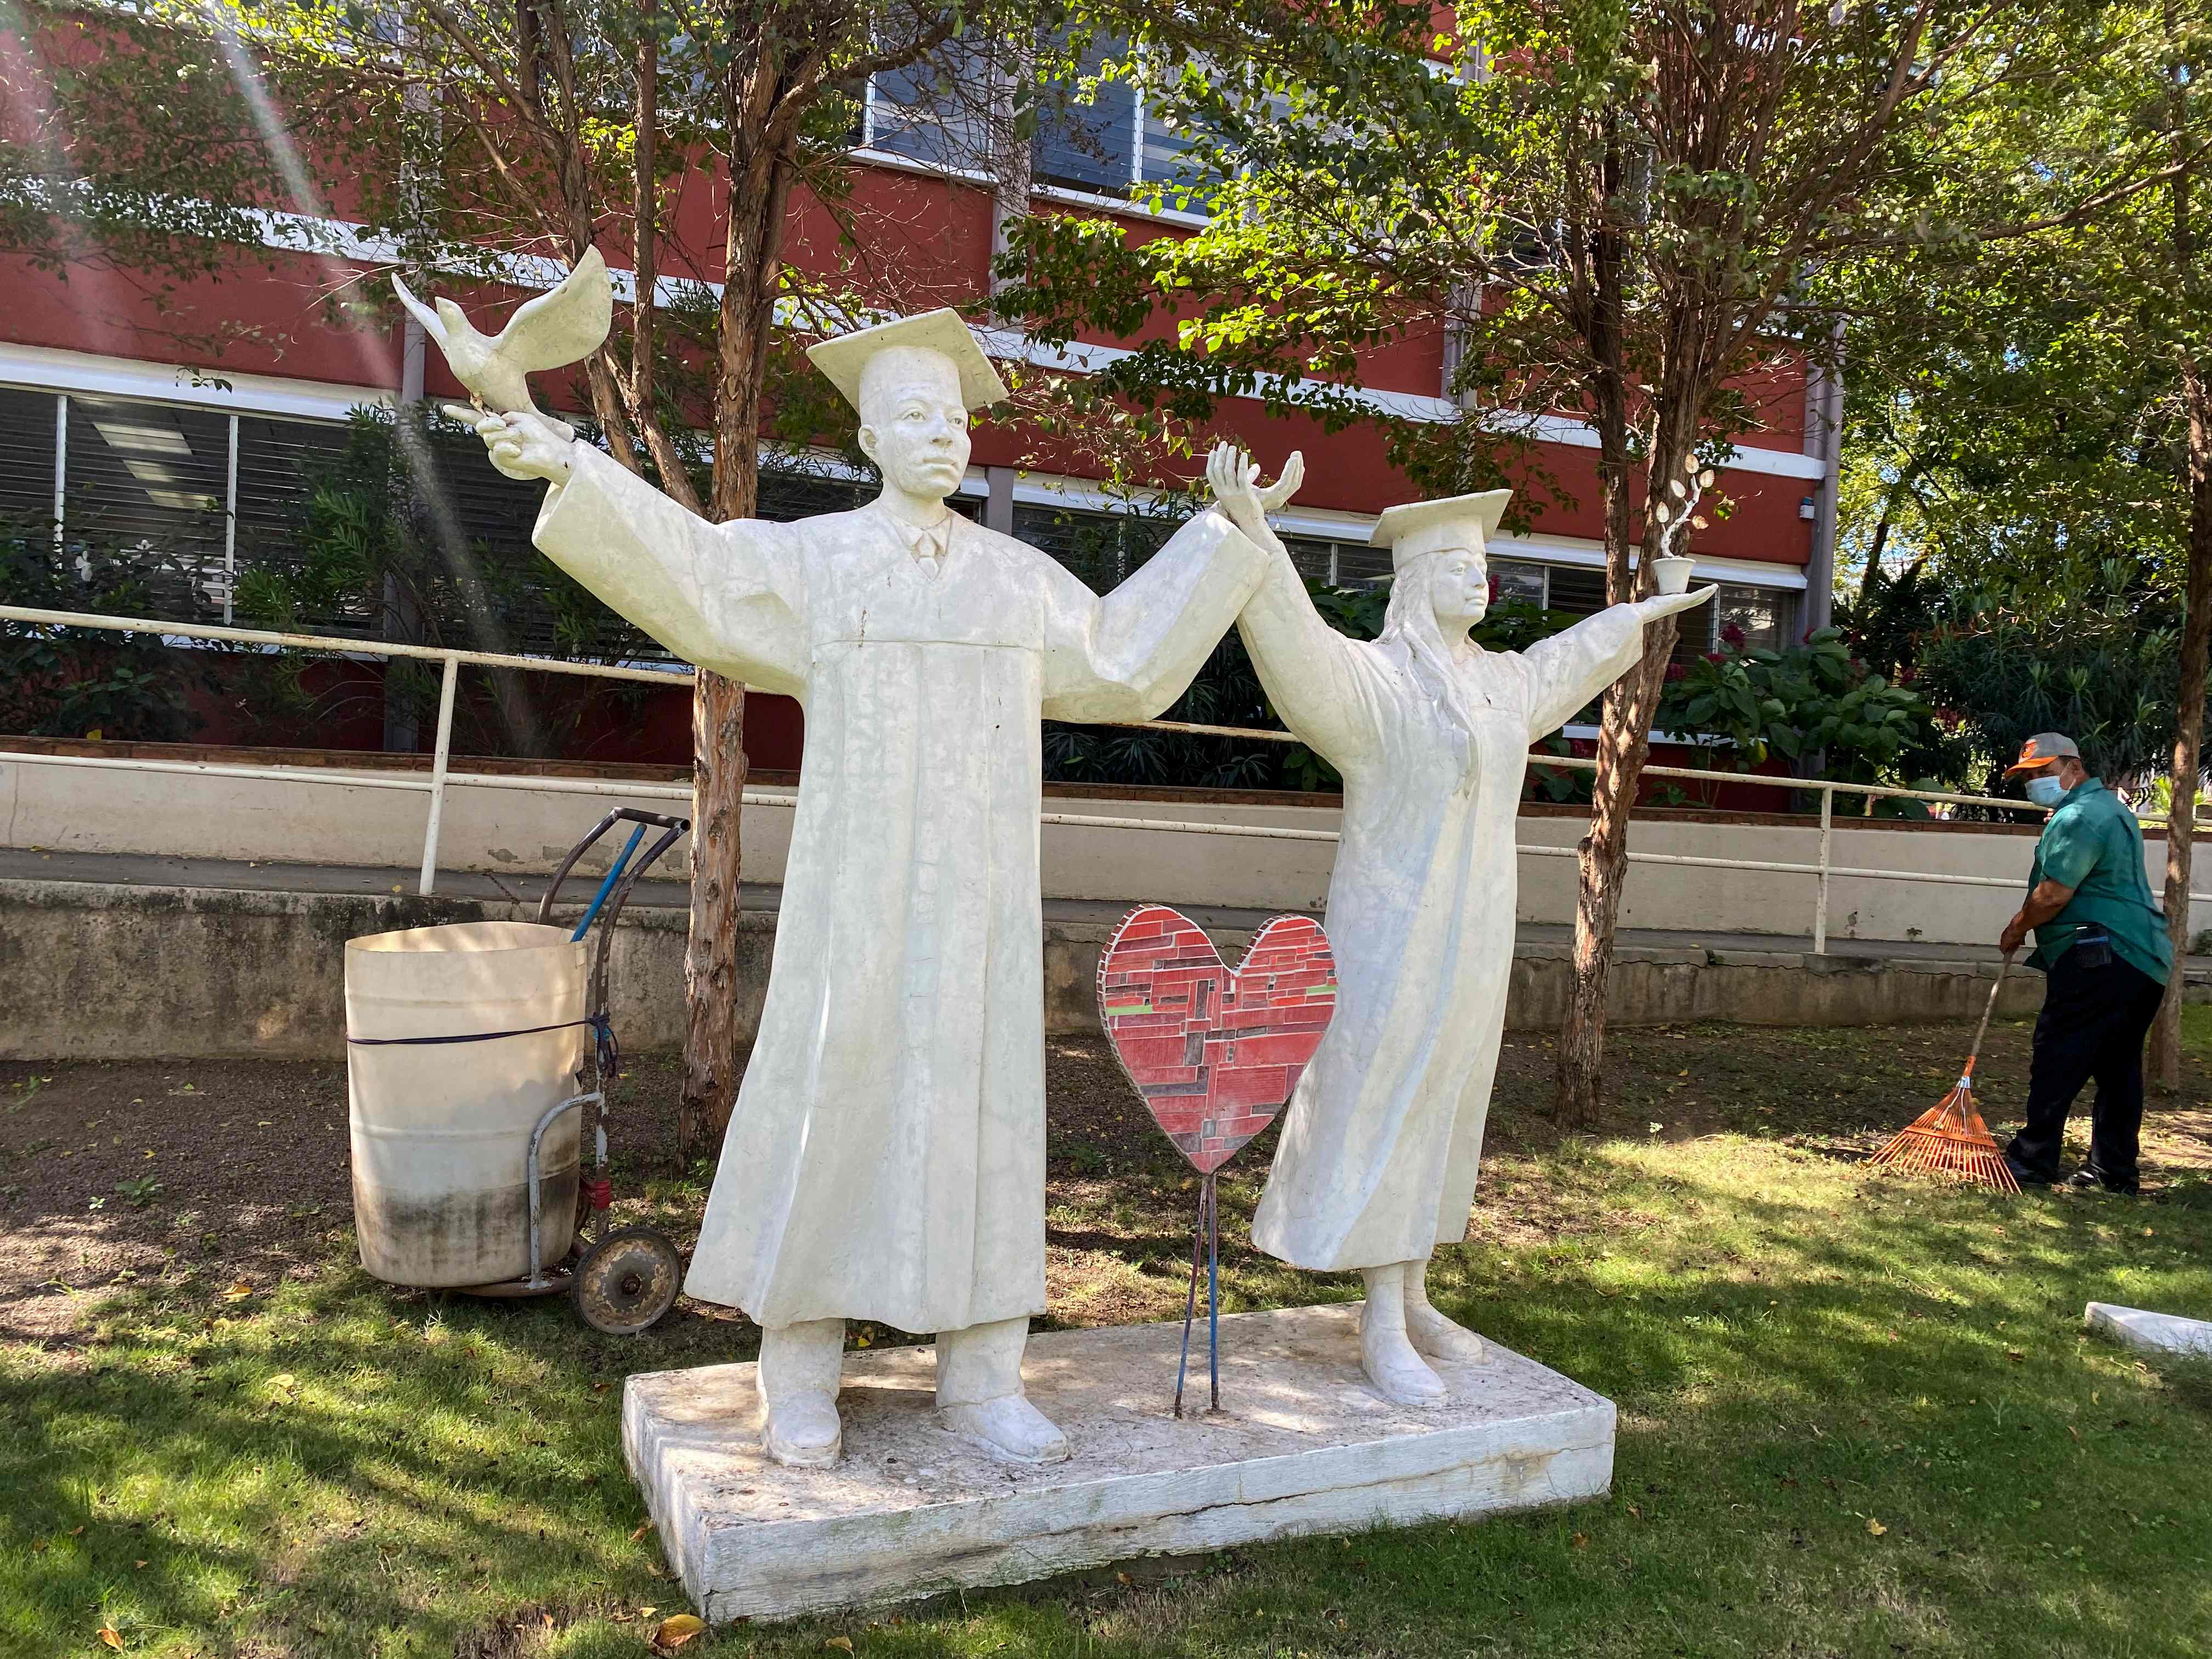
[2027,778,2172,985]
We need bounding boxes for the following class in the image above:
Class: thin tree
[2,0,1021,1157]
[1001,0,2187,1122]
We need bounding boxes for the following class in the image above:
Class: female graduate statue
[1216,471,1712,1403]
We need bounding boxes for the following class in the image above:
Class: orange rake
[1866,956,2021,1194]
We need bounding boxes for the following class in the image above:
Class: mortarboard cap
[805,308,1009,415]
[1369,489,1513,572]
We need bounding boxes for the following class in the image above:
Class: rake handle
[1961,953,2012,1077]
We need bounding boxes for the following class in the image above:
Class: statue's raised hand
[445,405,577,484]
[1204,442,1304,547]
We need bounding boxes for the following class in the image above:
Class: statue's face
[1428,544,1489,628]
[857,349,971,500]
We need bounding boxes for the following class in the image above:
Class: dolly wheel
[573,1226,682,1335]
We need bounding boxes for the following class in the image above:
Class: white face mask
[2025,774,2068,809]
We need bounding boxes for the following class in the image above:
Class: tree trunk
[1558,626,1679,1125]
[2149,357,2212,1089]
[673,123,795,1163]
[2148,31,2202,1091]
[680,668,748,1163]
[1556,394,1700,1126]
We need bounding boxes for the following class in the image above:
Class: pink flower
[1487,575,1500,602]
[1664,663,1688,682]
[1720,623,1746,646]
[1703,651,1724,664]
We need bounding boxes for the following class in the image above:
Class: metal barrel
[344,921,585,1287]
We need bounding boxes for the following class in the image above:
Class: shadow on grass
[5,1125,2211,1656]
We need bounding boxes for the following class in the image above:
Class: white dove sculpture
[392,246,613,414]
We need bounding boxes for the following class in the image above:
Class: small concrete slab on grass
[2084,1301,2212,1358]
[623,1302,1614,1623]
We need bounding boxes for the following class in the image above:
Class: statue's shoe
[939,1395,1072,1464]
[1406,1302,1488,1365]
[1359,1314,1447,1405]
[761,1391,843,1468]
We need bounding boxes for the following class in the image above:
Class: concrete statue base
[623,1302,1615,1623]
[2085,1300,2212,1358]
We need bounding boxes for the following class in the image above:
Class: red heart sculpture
[1097,904,1339,1173]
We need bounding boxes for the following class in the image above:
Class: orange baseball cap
[2004,732,2081,775]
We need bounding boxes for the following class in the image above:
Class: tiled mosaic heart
[1097,904,1339,1174]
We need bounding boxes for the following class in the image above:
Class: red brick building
[0,48,1835,771]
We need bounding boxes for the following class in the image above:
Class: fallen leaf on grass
[2006,1350,2025,1363]
[823,1638,854,1653]
[1570,1532,1589,1549]
[221,1282,253,1301]
[133,1559,146,1569]
[630,1521,654,1542]
[98,1628,123,1651]
[652,1613,707,1650]
[1866,1518,1888,1537]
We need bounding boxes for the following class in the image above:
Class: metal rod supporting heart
[1172,1173,1222,1417]
[1099,902,1339,1417]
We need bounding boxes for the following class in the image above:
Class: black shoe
[2006,1155,2053,1189]
[2064,1167,2140,1195]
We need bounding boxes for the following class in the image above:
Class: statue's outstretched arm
[1519,585,1716,739]
[456,409,808,695]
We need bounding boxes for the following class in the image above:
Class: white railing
[4,602,2205,951]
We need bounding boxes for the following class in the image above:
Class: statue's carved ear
[855,424,879,462]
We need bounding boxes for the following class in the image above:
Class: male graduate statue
[456,310,1270,1465]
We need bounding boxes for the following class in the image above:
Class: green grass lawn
[4,1019,2211,1658]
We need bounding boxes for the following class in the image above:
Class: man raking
[1997,733,2171,1195]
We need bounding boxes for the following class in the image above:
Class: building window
[1012,501,1178,594]
[1713,583,1790,653]
[0,387,58,528]
[863,35,1214,212]
[863,36,995,173]
[1543,564,1611,617]
[1031,31,1138,195]
[1489,558,1548,608]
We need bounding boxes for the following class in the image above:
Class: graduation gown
[532,447,1266,1330]
[1239,557,1645,1271]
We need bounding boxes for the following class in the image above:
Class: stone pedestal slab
[2085,1300,2212,1357]
[623,1302,1615,1623]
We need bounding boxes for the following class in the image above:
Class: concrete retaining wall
[1,877,2091,1062]
[8,742,2208,952]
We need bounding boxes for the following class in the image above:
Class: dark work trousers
[2007,947,2165,1188]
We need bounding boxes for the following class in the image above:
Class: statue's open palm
[1204,443,1304,551]
[1632,585,1717,624]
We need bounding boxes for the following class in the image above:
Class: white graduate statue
[456,311,1269,1465]
[1215,482,1713,1403]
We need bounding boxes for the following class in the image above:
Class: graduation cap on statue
[805,308,1011,414]
[1369,489,1514,572]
